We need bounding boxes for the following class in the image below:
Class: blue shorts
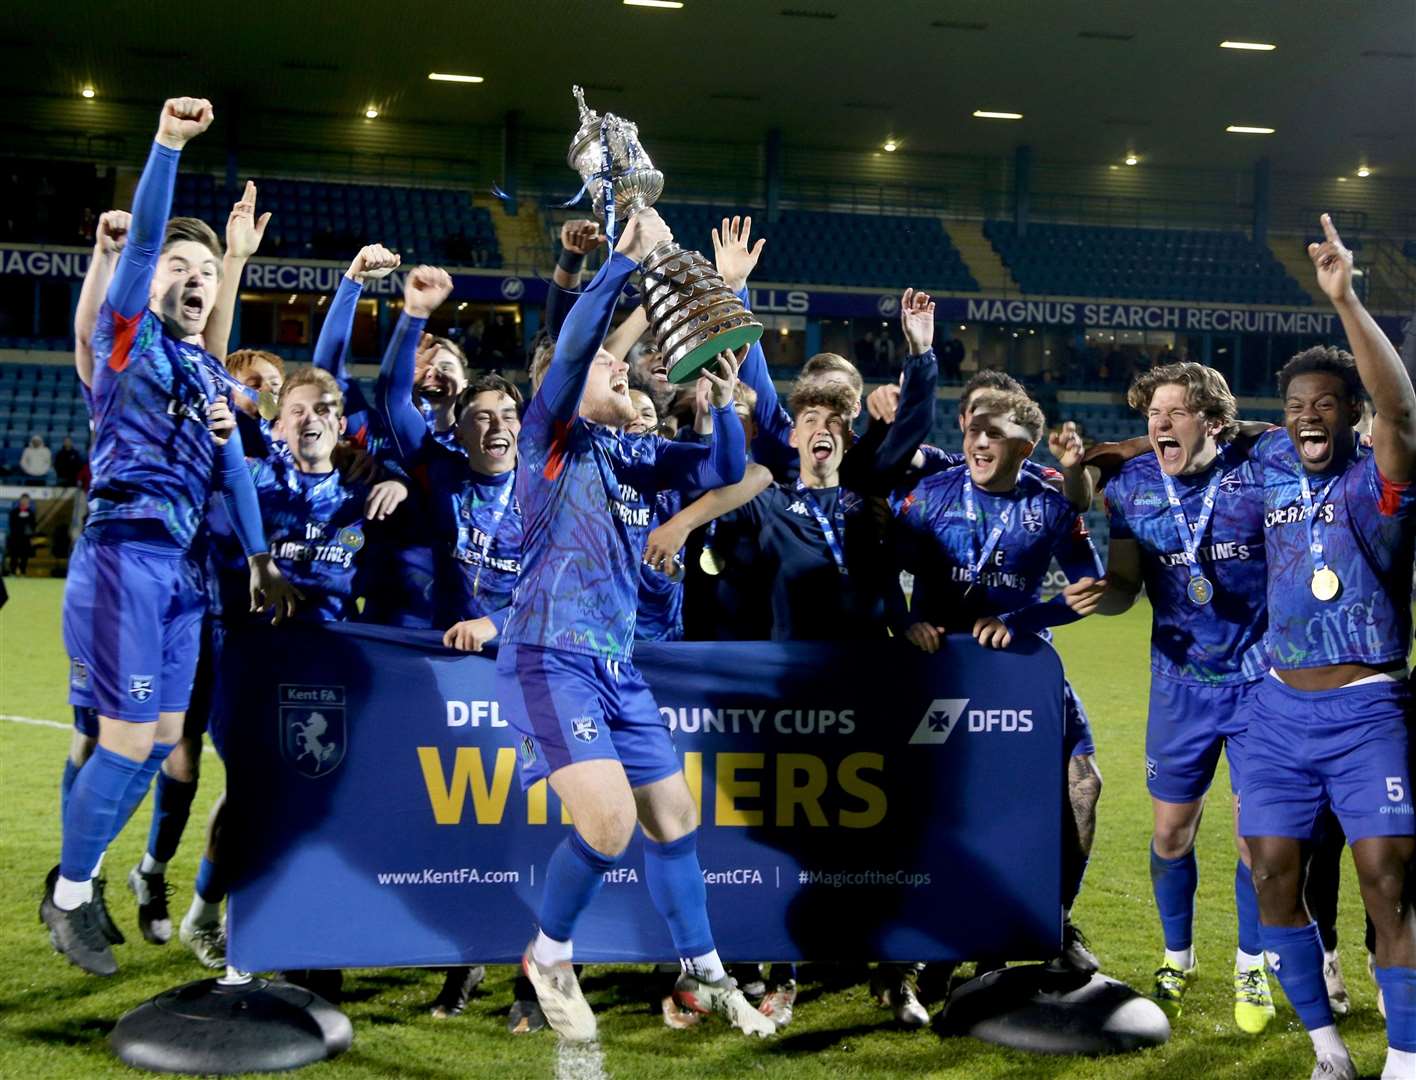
[1064,680,1096,758]
[1146,675,1255,804]
[1239,675,1414,844]
[496,644,682,791]
[63,531,206,722]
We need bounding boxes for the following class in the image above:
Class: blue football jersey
[502,252,745,661]
[636,489,685,642]
[1105,445,1269,684]
[86,305,232,549]
[896,466,1101,632]
[248,456,372,621]
[1252,429,1416,670]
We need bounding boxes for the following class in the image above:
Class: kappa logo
[909,698,970,745]
[279,684,347,778]
[786,501,809,516]
[570,715,600,743]
[129,675,155,703]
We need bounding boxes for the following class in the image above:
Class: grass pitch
[0,577,1394,1078]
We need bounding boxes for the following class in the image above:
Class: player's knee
[68,731,96,768]
[1153,822,1196,860]
[575,801,637,858]
[96,716,157,762]
[163,736,201,782]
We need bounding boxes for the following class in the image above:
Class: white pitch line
[0,712,69,730]
[1,712,218,754]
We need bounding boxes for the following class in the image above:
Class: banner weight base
[936,965,1170,1055]
[109,975,352,1074]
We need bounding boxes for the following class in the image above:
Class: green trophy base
[667,324,765,384]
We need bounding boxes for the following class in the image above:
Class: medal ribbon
[1160,468,1224,589]
[1299,471,1341,576]
[797,480,848,577]
[962,482,1011,586]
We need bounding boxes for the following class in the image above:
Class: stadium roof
[3,0,1414,178]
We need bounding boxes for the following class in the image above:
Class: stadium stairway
[947,221,1016,294]
[1267,234,1319,305]
[481,196,546,275]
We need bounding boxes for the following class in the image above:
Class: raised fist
[226,181,272,260]
[156,97,214,150]
[95,210,131,256]
[349,243,402,283]
[403,265,453,319]
[560,219,604,256]
[615,209,673,264]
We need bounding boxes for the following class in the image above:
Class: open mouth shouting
[1296,425,1331,464]
[484,432,512,461]
[299,423,326,449]
[181,291,206,323]
[1154,434,1183,469]
[610,374,630,397]
[810,433,835,462]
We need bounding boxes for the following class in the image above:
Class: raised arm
[529,211,667,434]
[206,181,271,361]
[376,265,451,463]
[546,219,604,339]
[987,516,1104,643]
[1309,212,1416,482]
[651,353,747,493]
[1046,422,1094,510]
[109,98,214,318]
[75,211,128,387]
[315,244,400,384]
[840,288,939,493]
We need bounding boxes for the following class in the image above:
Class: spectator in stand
[6,492,37,575]
[20,435,52,482]
[54,437,85,488]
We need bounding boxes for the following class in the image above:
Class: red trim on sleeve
[1377,468,1411,517]
[543,420,572,482]
[108,310,143,372]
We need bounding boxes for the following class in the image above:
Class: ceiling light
[958,324,967,331]
[1220,40,1276,51]
[458,302,468,311]
[428,72,484,83]
[973,110,1023,120]
[1337,176,1347,182]
[287,294,297,304]
[80,86,95,99]
[1109,164,1119,171]
[1226,125,1274,134]
[882,138,898,152]
[1124,153,1138,166]
[364,107,379,119]
[624,0,684,7]
[1357,165,1371,177]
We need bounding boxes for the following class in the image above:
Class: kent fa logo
[570,715,600,743]
[279,684,347,778]
[909,698,970,745]
[129,675,154,703]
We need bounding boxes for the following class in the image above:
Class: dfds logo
[909,698,1033,745]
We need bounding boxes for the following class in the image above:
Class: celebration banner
[219,625,1065,970]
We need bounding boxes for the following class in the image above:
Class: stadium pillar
[1014,145,1032,238]
[765,129,784,224]
[500,110,521,216]
[1252,158,1271,245]
[1232,334,1244,392]
[805,318,821,358]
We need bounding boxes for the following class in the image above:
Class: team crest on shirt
[338,526,365,552]
[129,675,155,703]
[1219,471,1242,495]
[279,685,347,778]
[70,660,89,690]
[1020,508,1044,535]
[570,715,600,743]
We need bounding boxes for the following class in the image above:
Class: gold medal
[258,388,280,421]
[698,546,725,576]
[1311,567,1341,602]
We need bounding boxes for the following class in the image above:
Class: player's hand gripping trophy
[566,86,763,383]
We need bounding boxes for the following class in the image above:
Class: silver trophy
[567,86,762,384]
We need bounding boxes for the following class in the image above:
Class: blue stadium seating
[984,222,1310,306]
[173,175,502,268]
[0,365,90,479]
[655,205,978,292]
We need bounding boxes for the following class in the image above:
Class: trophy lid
[567,85,603,170]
